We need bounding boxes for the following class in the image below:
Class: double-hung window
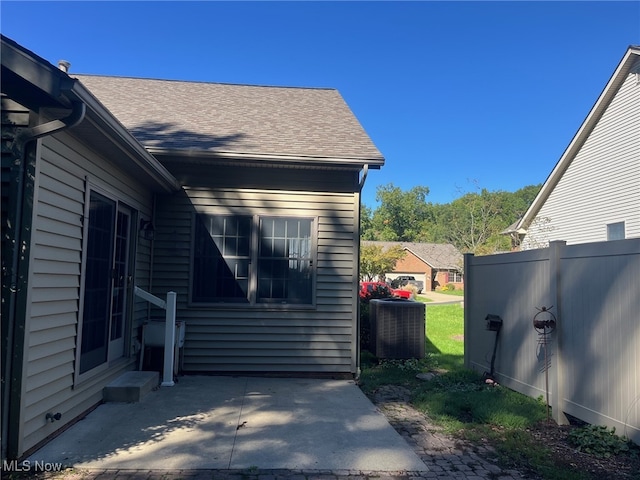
[447,270,463,283]
[192,214,315,306]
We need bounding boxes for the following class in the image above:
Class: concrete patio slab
[28,376,428,472]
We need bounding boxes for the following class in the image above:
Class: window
[192,214,315,306]
[258,218,313,304]
[193,216,251,303]
[607,222,625,241]
[447,270,463,283]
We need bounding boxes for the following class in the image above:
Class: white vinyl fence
[464,239,640,444]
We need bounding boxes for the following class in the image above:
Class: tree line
[361,182,541,255]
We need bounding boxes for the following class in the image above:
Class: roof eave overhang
[69,84,181,192]
[148,147,385,169]
[517,46,640,232]
[1,35,180,194]
[1,35,74,110]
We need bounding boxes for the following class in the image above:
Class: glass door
[80,192,116,374]
[108,205,132,362]
[80,191,134,375]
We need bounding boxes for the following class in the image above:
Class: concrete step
[103,371,159,403]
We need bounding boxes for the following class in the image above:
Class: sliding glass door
[79,191,133,374]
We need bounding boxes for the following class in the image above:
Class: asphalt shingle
[363,241,463,270]
[74,75,384,163]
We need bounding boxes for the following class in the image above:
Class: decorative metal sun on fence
[533,305,557,422]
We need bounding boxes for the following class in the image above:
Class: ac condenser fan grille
[369,299,425,359]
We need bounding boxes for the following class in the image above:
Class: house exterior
[1,35,180,460]
[363,241,464,290]
[1,35,383,460]
[507,46,640,250]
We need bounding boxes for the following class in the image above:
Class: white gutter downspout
[354,164,369,379]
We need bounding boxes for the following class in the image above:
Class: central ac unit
[369,299,425,359]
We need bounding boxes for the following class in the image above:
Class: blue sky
[2,1,639,207]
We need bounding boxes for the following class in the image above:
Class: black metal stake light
[533,306,557,423]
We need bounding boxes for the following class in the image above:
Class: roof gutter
[150,147,384,169]
[12,101,86,148]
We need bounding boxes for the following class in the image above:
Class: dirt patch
[527,421,640,480]
[451,334,464,341]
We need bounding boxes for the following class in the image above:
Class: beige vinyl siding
[20,130,155,454]
[523,60,640,248]
[153,166,359,374]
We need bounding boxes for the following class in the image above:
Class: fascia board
[517,47,640,231]
[1,37,73,103]
[147,147,384,168]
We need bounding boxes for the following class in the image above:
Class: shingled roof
[363,241,463,270]
[74,75,384,165]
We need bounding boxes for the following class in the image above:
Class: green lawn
[437,288,465,296]
[424,303,464,371]
[358,302,616,480]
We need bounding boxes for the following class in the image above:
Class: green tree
[443,188,504,254]
[369,183,431,241]
[360,182,541,255]
[360,204,375,240]
[360,243,406,281]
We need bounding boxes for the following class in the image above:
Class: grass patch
[414,295,433,302]
[358,303,600,480]
[413,371,547,432]
[437,289,465,296]
[359,355,437,394]
[424,303,464,371]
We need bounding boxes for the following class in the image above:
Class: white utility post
[133,287,178,387]
[162,291,177,386]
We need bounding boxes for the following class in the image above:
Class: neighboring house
[1,35,383,460]
[363,241,464,290]
[506,46,640,250]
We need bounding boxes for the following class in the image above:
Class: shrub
[568,425,640,458]
[400,283,418,297]
[359,285,392,351]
